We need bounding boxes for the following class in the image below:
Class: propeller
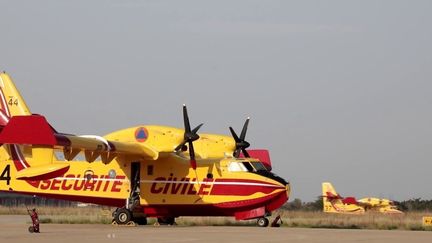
[229,117,251,158]
[174,105,203,170]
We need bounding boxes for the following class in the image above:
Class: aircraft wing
[0,115,159,163]
[325,191,343,200]
[57,134,159,161]
[357,198,392,207]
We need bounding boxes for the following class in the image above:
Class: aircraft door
[130,162,141,208]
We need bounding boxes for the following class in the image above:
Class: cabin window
[147,165,154,175]
[54,151,99,162]
[22,145,33,158]
[251,162,267,171]
[54,151,65,161]
[227,162,247,172]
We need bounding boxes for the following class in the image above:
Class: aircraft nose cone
[276,176,289,186]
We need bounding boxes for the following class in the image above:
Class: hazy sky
[1,0,431,201]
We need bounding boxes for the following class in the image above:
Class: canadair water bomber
[0,72,290,227]
[322,182,402,214]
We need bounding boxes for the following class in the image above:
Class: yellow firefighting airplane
[0,72,290,227]
[322,182,403,214]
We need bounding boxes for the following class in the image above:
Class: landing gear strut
[257,217,269,227]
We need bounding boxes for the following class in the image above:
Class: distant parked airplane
[322,182,403,214]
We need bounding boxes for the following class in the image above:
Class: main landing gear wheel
[157,217,176,225]
[114,208,132,225]
[257,217,269,227]
[134,217,148,225]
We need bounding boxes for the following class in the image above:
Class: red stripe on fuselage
[9,144,40,188]
[142,190,289,217]
[0,110,9,126]
[0,87,11,117]
[215,178,278,186]
[1,183,288,217]
[210,178,284,196]
[10,144,30,171]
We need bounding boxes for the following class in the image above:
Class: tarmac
[1,215,432,243]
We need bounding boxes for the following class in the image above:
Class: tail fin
[322,182,365,214]
[322,182,341,213]
[322,182,338,197]
[0,72,31,120]
[0,73,69,181]
[0,72,32,172]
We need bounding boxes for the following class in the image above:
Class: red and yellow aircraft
[322,182,403,214]
[0,72,290,227]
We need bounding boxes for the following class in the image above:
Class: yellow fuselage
[0,125,290,219]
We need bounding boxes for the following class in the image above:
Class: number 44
[8,97,18,106]
[0,165,11,185]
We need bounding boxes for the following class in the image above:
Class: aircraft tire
[157,217,175,225]
[115,208,132,225]
[257,217,269,227]
[134,217,148,225]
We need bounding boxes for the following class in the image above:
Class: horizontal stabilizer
[342,197,358,205]
[0,115,57,145]
[16,163,70,180]
[325,191,342,200]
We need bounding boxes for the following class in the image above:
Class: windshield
[228,162,247,172]
[241,162,254,172]
[227,161,268,173]
[251,162,267,171]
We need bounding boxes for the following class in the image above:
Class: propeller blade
[174,141,187,152]
[242,148,250,158]
[233,149,241,158]
[240,117,250,140]
[188,141,197,170]
[191,123,204,134]
[183,104,191,133]
[176,104,202,170]
[229,127,240,142]
[229,117,252,158]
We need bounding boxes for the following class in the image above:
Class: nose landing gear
[257,217,269,227]
[256,215,282,227]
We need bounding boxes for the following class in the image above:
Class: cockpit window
[241,162,254,172]
[228,162,247,172]
[227,161,268,173]
[251,162,267,171]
